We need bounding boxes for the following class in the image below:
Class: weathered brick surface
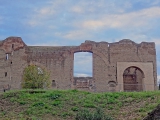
[0,37,157,92]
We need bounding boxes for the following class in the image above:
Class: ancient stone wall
[0,37,27,91]
[0,37,157,92]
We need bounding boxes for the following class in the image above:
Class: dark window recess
[52,80,56,87]
[5,72,7,77]
[12,44,14,49]
[11,61,12,64]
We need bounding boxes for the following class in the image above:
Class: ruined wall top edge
[0,37,156,51]
[0,36,26,53]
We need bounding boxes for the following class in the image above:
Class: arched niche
[123,66,144,91]
[117,62,155,91]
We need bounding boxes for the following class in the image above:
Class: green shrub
[32,102,45,107]
[75,109,93,120]
[71,106,79,111]
[61,112,71,117]
[83,103,96,108]
[51,100,61,106]
[75,108,113,120]
[47,93,61,100]
[22,65,51,89]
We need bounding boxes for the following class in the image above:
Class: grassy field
[0,89,160,120]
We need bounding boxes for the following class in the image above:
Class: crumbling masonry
[0,37,157,92]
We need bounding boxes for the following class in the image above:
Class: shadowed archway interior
[123,66,144,91]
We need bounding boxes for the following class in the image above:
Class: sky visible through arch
[74,52,92,77]
[0,0,160,81]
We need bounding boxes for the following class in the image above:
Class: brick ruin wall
[0,37,157,92]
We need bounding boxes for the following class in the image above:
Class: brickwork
[123,67,143,91]
[0,37,157,92]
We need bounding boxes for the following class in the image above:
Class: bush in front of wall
[75,108,113,120]
[22,65,51,89]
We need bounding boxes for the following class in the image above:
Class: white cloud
[47,0,67,5]
[121,34,160,46]
[74,73,91,77]
[27,1,62,27]
[152,39,160,45]
[70,0,132,15]
[75,7,160,30]
[38,7,55,15]
[74,52,92,77]
[63,30,92,40]
[71,6,84,13]
[74,53,92,65]
[116,33,150,43]
[28,42,60,46]
[74,52,92,62]
[151,0,160,5]
[28,20,39,27]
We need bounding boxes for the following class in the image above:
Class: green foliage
[75,108,113,120]
[83,103,96,108]
[47,93,61,100]
[0,111,6,116]
[32,102,45,107]
[51,100,61,106]
[107,105,114,110]
[1,90,160,120]
[61,112,71,118]
[52,111,57,116]
[22,65,51,89]
[71,106,79,111]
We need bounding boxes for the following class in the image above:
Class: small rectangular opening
[12,44,14,49]
[5,72,7,77]
[6,54,9,60]
[52,80,56,87]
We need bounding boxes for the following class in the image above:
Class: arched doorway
[123,66,144,91]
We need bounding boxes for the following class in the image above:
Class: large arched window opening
[74,52,93,77]
[73,52,93,88]
[123,66,144,91]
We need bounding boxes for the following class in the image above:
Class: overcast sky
[0,0,160,79]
